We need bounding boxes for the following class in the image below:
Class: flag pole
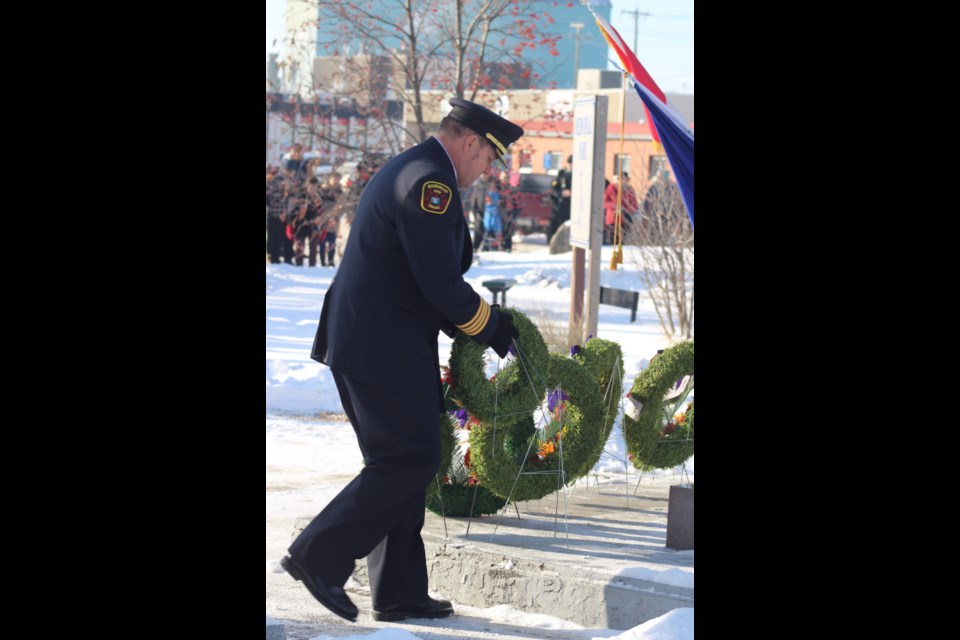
[610,70,628,270]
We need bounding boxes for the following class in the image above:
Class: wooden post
[583,199,602,342]
[569,247,585,346]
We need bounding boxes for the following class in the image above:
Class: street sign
[570,96,607,249]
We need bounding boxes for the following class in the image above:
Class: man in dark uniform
[547,154,573,241]
[281,98,524,623]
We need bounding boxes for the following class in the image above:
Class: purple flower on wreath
[508,341,516,357]
[585,334,594,343]
[452,408,468,428]
[547,388,569,413]
[569,344,581,357]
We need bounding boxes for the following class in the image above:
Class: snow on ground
[267,238,694,639]
[267,243,674,415]
[279,606,692,640]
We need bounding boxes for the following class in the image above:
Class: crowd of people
[268,143,687,268]
[603,169,685,244]
[265,151,382,266]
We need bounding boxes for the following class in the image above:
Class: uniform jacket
[550,168,572,216]
[311,137,499,401]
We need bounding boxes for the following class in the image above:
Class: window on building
[520,149,534,170]
[613,154,631,176]
[649,155,667,180]
[543,151,563,172]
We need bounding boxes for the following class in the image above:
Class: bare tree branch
[625,173,694,340]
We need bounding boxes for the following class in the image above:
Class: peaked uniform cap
[447,98,524,160]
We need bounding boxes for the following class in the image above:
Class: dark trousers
[320,235,336,266]
[546,206,569,242]
[294,229,312,266]
[267,216,286,263]
[472,216,485,252]
[287,371,441,608]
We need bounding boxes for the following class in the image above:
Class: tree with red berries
[280,0,564,157]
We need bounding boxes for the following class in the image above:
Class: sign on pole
[569,95,607,344]
[569,96,607,250]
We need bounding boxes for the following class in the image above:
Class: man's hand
[487,311,520,359]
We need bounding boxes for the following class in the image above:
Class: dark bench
[482,278,517,306]
[599,286,639,322]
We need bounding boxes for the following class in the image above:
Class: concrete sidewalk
[292,471,694,632]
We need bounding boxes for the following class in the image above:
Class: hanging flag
[582,1,666,148]
[631,81,694,227]
[589,9,665,102]
[580,0,693,226]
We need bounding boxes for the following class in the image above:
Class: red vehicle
[511,173,554,234]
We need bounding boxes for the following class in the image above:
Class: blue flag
[632,81,694,227]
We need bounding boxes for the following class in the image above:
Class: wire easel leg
[434,475,448,539]
[633,466,649,496]
[488,337,576,538]
[554,430,568,540]
[465,482,480,537]
[492,416,542,536]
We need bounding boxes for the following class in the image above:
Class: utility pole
[570,22,584,89]
[621,8,651,53]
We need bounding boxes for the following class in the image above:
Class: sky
[266,234,694,639]
[265,0,694,94]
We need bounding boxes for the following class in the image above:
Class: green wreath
[425,483,507,517]
[573,338,625,468]
[448,308,549,422]
[625,405,694,471]
[623,341,695,471]
[425,411,507,517]
[468,352,606,501]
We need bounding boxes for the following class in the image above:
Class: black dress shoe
[373,597,453,622]
[280,555,358,622]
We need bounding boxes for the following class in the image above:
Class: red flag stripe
[592,13,666,103]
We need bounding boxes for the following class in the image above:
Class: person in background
[498,175,521,252]
[604,172,638,245]
[318,217,338,267]
[482,180,503,250]
[546,154,572,241]
[266,174,290,263]
[287,142,305,174]
[469,175,487,252]
[294,178,324,267]
[282,98,523,624]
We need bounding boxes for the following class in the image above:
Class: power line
[621,8,651,52]
[632,31,694,42]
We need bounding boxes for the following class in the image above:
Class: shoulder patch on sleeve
[420,181,453,214]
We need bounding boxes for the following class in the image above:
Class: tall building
[299,0,611,93]
[518,0,612,90]
[283,0,320,95]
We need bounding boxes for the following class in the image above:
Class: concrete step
[291,475,693,631]
[266,614,286,640]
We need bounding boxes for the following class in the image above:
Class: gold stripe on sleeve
[456,299,491,336]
